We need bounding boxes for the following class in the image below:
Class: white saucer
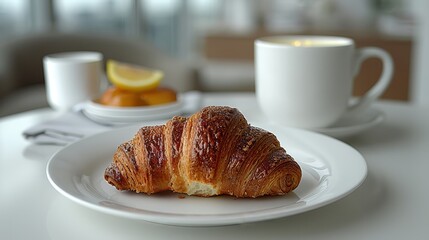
[84,97,184,117]
[81,96,185,126]
[312,108,385,138]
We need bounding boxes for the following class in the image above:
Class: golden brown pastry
[140,87,177,106]
[99,86,147,107]
[104,106,301,198]
[98,86,177,107]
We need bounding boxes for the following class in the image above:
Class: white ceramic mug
[44,51,103,111]
[255,35,393,129]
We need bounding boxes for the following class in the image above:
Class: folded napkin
[23,91,202,145]
[23,111,111,145]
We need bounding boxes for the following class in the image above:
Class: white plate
[313,108,385,139]
[82,96,184,125]
[85,96,184,116]
[82,108,183,126]
[46,121,367,227]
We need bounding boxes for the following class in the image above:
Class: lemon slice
[107,60,163,92]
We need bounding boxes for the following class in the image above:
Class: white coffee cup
[44,51,103,111]
[255,35,393,129]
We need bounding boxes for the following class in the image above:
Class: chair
[0,32,197,117]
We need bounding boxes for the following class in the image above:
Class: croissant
[104,106,301,198]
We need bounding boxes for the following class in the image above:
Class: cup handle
[347,47,394,116]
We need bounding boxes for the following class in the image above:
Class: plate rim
[46,123,367,226]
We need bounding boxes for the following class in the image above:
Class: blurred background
[0,0,427,117]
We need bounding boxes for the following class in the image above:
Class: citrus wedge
[107,60,163,92]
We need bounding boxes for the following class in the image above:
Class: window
[54,0,132,35]
[0,0,29,37]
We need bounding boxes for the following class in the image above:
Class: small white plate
[46,121,367,227]
[85,96,184,117]
[82,96,184,125]
[313,108,385,139]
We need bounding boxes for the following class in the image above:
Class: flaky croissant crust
[105,106,301,198]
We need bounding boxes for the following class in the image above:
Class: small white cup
[44,51,103,111]
[255,35,393,129]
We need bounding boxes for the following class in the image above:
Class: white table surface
[1,92,428,240]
